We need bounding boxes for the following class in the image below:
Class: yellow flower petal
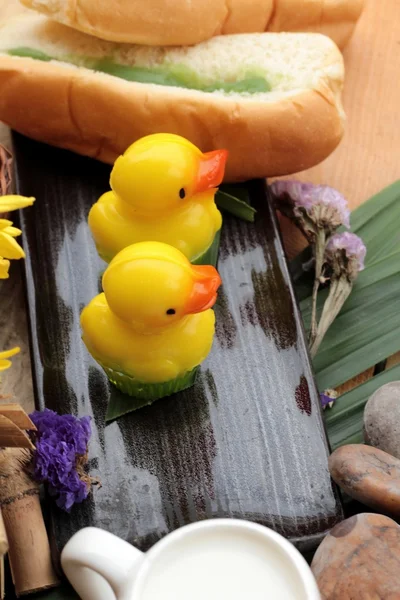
[0,347,20,370]
[0,359,13,371]
[2,226,22,238]
[0,219,13,230]
[0,195,35,213]
[0,258,10,279]
[0,347,21,359]
[0,232,25,259]
[0,219,22,237]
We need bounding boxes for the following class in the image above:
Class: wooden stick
[0,449,59,596]
[0,415,34,450]
[0,405,36,431]
[0,514,5,600]
[0,144,12,196]
[0,556,4,600]
[0,512,7,557]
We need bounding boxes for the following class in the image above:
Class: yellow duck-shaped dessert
[88,133,228,265]
[81,241,221,406]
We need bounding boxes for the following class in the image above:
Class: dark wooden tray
[13,133,343,564]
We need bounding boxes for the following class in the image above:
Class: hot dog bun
[19,0,364,48]
[0,15,345,181]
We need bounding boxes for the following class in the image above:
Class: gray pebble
[364,381,400,458]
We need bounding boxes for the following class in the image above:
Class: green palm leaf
[326,363,400,451]
[289,180,400,448]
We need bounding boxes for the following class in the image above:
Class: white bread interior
[19,0,364,48]
[0,15,345,101]
[0,15,345,181]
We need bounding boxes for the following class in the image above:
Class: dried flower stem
[310,277,352,357]
[309,230,327,346]
[0,512,7,558]
[0,146,12,197]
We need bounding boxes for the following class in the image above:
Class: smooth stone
[364,381,400,458]
[311,513,400,599]
[329,444,400,517]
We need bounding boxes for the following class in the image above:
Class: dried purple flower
[49,471,88,512]
[326,232,367,280]
[271,180,351,236]
[272,181,351,346]
[320,389,338,410]
[30,409,93,512]
[271,180,311,206]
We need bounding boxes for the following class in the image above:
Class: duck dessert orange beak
[184,265,222,314]
[194,149,228,194]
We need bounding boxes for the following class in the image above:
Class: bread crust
[20,0,364,48]
[0,55,344,181]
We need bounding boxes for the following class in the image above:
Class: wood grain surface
[0,0,399,407]
[296,0,400,210]
[0,1,33,413]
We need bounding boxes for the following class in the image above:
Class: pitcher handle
[61,527,144,600]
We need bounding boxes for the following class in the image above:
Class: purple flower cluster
[271,180,351,229]
[271,180,310,205]
[30,409,92,512]
[326,232,367,272]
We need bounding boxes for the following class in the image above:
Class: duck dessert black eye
[166,308,176,315]
[179,188,185,199]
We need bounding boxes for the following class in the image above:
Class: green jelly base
[97,247,113,264]
[104,365,199,405]
[192,229,221,267]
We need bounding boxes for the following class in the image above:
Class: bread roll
[0,15,345,181]
[19,0,364,48]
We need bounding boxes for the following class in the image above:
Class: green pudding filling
[8,47,53,61]
[7,47,271,94]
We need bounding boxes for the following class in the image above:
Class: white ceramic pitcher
[61,519,321,600]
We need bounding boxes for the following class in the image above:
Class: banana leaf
[349,180,400,264]
[326,363,400,451]
[215,189,256,222]
[219,183,251,204]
